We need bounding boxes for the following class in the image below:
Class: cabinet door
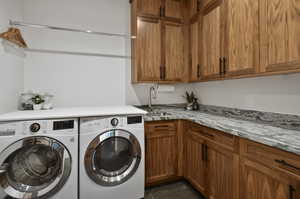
[145,129,178,185]
[223,0,259,77]
[137,0,162,18]
[260,0,300,73]
[201,4,222,80]
[136,18,162,81]
[185,130,207,195]
[164,0,184,21]
[207,143,239,199]
[240,158,300,199]
[190,18,200,81]
[164,21,184,81]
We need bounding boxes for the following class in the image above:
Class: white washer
[0,119,78,199]
[80,115,145,199]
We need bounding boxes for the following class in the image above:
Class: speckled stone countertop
[141,105,300,156]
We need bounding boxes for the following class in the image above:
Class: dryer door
[85,129,141,186]
[0,136,72,199]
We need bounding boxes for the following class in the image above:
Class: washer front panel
[0,136,72,199]
[85,129,141,186]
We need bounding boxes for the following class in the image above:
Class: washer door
[85,130,141,186]
[0,137,72,199]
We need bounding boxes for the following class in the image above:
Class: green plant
[183,91,196,103]
[31,95,45,105]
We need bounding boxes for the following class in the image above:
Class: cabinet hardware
[197,0,200,11]
[223,57,226,75]
[204,144,208,162]
[163,67,166,80]
[160,66,164,79]
[154,125,170,128]
[163,7,166,17]
[197,64,200,78]
[160,7,163,17]
[219,58,223,75]
[201,143,205,161]
[289,185,295,199]
[275,159,300,171]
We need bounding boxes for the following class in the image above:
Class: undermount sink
[147,111,171,117]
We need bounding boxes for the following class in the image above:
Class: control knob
[30,123,40,133]
[111,118,119,127]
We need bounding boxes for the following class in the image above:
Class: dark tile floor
[145,181,206,199]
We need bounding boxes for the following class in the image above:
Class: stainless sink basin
[147,111,171,117]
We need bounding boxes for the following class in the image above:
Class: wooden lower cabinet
[207,142,239,199]
[240,157,300,199]
[185,129,207,194]
[145,120,300,199]
[145,121,179,186]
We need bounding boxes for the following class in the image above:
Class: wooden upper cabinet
[201,4,222,80]
[240,158,300,199]
[136,18,162,81]
[223,0,259,77]
[185,130,207,195]
[260,0,300,73]
[137,0,162,18]
[164,21,185,81]
[190,18,200,81]
[164,0,184,21]
[207,143,239,199]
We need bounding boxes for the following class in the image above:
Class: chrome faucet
[148,85,157,112]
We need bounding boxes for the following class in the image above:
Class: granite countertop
[142,106,300,156]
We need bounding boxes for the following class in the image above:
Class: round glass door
[85,130,141,186]
[0,137,72,198]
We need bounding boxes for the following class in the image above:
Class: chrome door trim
[85,129,141,186]
[0,136,72,199]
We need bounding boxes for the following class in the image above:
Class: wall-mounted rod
[24,48,132,59]
[10,20,136,39]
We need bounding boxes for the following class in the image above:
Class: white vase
[33,104,42,110]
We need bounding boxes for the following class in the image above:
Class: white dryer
[80,115,145,199]
[0,119,78,199]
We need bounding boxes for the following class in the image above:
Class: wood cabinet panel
[185,130,207,194]
[240,139,300,178]
[240,158,300,199]
[137,0,161,18]
[164,22,184,81]
[164,0,184,20]
[260,0,300,73]
[201,5,222,79]
[224,0,259,76]
[207,143,239,199]
[190,18,200,81]
[145,121,178,185]
[136,18,162,81]
[189,0,199,19]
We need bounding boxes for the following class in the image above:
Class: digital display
[127,116,142,124]
[53,120,74,130]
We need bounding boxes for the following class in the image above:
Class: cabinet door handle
[159,7,163,17]
[197,64,200,78]
[223,57,226,75]
[289,185,295,199]
[201,143,205,161]
[219,57,223,76]
[197,0,200,11]
[163,7,166,17]
[204,144,208,162]
[160,66,164,80]
[275,159,300,171]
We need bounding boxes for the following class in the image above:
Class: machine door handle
[0,164,8,174]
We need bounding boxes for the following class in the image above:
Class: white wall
[0,0,24,114]
[22,0,191,107]
[192,73,300,115]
